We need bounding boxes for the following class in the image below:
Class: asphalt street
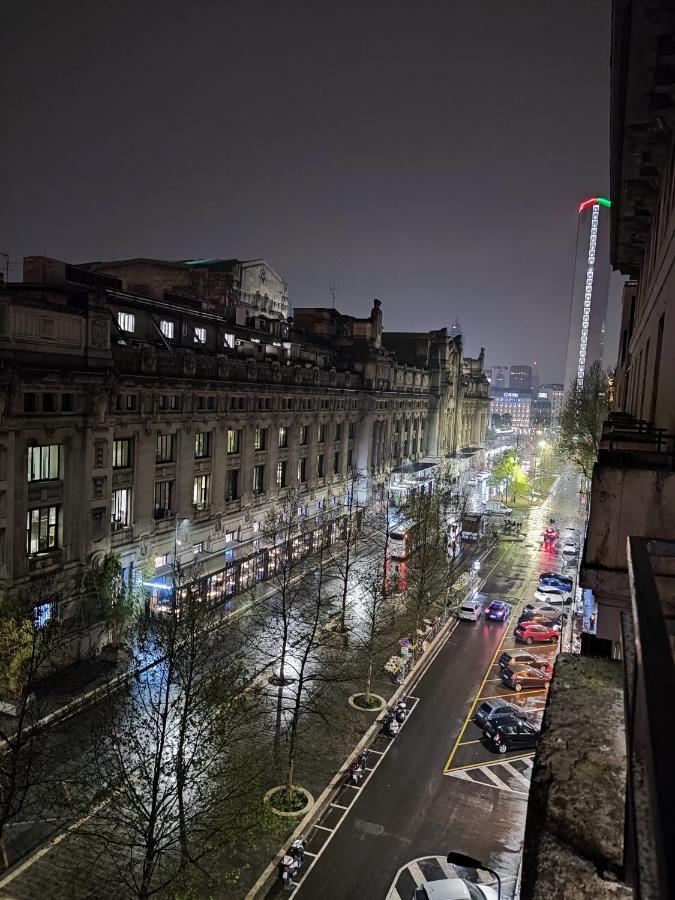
[285,469,583,900]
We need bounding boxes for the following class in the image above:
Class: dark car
[474,697,527,728]
[485,600,511,622]
[499,650,553,674]
[501,665,552,691]
[484,715,539,754]
[517,610,562,628]
[538,572,574,592]
[514,622,560,644]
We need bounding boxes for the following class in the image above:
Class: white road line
[367,748,384,755]
[313,824,332,832]
[330,802,348,810]
[477,765,508,788]
[385,886,403,900]
[304,851,317,858]
[500,761,531,788]
[445,769,473,781]
[408,861,426,886]
[437,857,457,879]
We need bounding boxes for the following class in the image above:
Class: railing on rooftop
[600,411,674,459]
[623,536,675,899]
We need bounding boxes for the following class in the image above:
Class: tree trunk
[365,659,372,702]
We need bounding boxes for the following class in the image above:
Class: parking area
[443,593,560,774]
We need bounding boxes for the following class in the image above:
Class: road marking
[446,751,535,773]
[479,766,506,787]
[314,824,332,832]
[408,861,426,885]
[500,761,532,787]
[479,689,547,702]
[330,803,348,810]
[457,739,482,746]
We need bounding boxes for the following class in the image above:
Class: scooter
[394,699,408,723]
[380,711,400,739]
[348,760,364,785]
[278,836,306,888]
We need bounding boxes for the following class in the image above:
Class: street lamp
[447,852,501,900]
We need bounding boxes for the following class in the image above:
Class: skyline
[1,0,621,383]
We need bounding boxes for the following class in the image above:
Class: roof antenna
[329,277,340,309]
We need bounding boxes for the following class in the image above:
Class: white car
[561,539,579,556]
[532,586,573,608]
[414,877,498,900]
[457,599,483,622]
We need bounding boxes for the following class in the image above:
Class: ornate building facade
[0,256,488,658]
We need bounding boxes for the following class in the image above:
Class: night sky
[1,0,621,383]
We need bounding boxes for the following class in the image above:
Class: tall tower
[564,197,611,388]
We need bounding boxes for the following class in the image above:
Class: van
[484,499,513,515]
[457,598,483,622]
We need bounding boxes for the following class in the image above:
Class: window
[226,468,240,500]
[298,457,307,483]
[227,429,240,454]
[317,454,325,478]
[125,394,138,411]
[278,426,288,449]
[347,448,354,470]
[317,423,326,443]
[193,474,210,509]
[27,445,61,482]
[117,311,135,333]
[333,451,340,474]
[193,542,205,555]
[254,427,267,451]
[348,422,355,439]
[299,425,309,445]
[112,438,132,468]
[224,332,235,349]
[26,506,58,555]
[156,433,174,463]
[224,530,236,543]
[194,432,210,458]
[153,480,173,518]
[194,326,206,344]
[253,464,265,494]
[24,393,37,412]
[111,488,131,528]
[276,460,288,488]
[160,320,174,339]
[43,393,57,413]
[155,553,171,569]
[34,601,54,629]
[61,393,74,412]
[335,423,342,441]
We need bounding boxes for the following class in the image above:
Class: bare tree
[403,487,450,634]
[83,560,261,898]
[328,470,365,644]
[559,361,610,480]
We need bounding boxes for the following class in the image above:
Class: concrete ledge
[521,654,631,900]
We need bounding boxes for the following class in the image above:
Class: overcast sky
[1,0,620,383]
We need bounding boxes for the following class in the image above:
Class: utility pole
[329,277,340,309]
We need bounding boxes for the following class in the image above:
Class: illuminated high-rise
[563,197,611,389]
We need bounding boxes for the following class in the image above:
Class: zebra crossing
[445,754,534,795]
[385,855,498,900]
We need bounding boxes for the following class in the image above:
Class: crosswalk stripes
[445,756,534,794]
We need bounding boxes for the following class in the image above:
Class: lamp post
[447,852,501,900]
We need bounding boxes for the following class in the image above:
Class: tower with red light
[563,197,611,389]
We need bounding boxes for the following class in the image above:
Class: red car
[514,622,560,645]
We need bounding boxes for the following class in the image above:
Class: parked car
[457,598,483,622]
[501,665,552,691]
[524,602,568,622]
[474,697,528,728]
[533,586,573,607]
[498,650,553,673]
[517,610,562,628]
[561,539,579,557]
[484,714,540,753]
[514,622,560,644]
[414,877,498,900]
[538,572,574,591]
[485,600,511,621]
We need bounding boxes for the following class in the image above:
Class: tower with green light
[564,197,612,389]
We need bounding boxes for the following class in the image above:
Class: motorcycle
[278,836,306,888]
[380,711,401,739]
[394,699,408,723]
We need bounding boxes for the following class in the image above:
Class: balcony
[521,536,675,900]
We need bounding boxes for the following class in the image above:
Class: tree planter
[0,692,36,717]
[264,785,314,818]
[348,692,385,711]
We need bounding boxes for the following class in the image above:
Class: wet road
[288,469,583,900]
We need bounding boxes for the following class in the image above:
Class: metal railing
[623,536,675,899]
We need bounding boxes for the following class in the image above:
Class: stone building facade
[0,256,488,658]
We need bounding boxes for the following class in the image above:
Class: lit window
[156,433,174,463]
[112,438,132,468]
[194,326,206,344]
[111,488,131,528]
[254,427,266,451]
[155,553,171,569]
[224,332,235,349]
[253,464,265,494]
[194,432,210,459]
[27,445,61,482]
[193,542,205,555]
[193,474,210,509]
[278,426,288,449]
[117,311,135,333]
[276,460,288,487]
[225,530,236,543]
[227,429,240,454]
[160,320,174,339]
[26,506,59,555]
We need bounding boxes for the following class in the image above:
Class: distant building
[531,398,551,428]
[76,256,290,321]
[538,383,565,426]
[489,365,509,392]
[449,316,462,341]
[563,197,611,389]
[509,365,532,390]
[490,390,531,430]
